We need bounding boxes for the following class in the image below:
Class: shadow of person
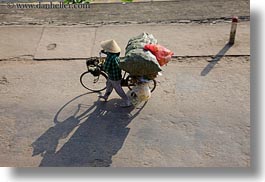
[31,115,80,158]
[31,93,145,167]
[31,92,94,158]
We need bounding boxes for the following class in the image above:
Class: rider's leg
[99,79,113,101]
[111,80,132,107]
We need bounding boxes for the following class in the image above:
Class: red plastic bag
[144,44,174,66]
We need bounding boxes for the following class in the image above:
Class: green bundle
[120,33,161,76]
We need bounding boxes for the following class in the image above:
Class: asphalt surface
[0,0,249,25]
[0,57,250,167]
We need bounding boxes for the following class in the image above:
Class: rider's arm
[102,56,112,73]
[114,57,120,67]
[101,50,107,54]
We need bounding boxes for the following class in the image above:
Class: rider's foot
[98,95,108,102]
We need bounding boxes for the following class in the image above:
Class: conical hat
[100,39,121,53]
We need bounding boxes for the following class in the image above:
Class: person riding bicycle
[98,39,132,107]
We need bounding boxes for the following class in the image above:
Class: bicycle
[80,56,157,92]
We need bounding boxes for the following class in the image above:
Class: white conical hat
[100,39,121,53]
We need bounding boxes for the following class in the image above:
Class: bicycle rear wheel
[80,71,108,92]
[126,75,157,92]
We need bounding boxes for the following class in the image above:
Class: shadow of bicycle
[31,92,146,167]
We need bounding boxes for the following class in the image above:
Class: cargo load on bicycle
[119,32,174,78]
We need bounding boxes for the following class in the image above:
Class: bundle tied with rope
[120,32,173,78]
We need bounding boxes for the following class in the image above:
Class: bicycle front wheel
[80,71,108,92]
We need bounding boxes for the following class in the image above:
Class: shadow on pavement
[31,92,146,167]
[201,43,233,76]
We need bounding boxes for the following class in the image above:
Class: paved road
[0,56,250,167]
[0,0,249,25]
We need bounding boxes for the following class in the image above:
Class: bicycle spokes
[93,76,100,83]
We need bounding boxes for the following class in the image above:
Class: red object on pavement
[232,16,238,23]
[144,44,174,66]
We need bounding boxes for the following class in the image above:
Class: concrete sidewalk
[0,22,250,60]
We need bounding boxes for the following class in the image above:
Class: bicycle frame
[97,51,156,90]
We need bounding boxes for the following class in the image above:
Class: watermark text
[6,2,91,9]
